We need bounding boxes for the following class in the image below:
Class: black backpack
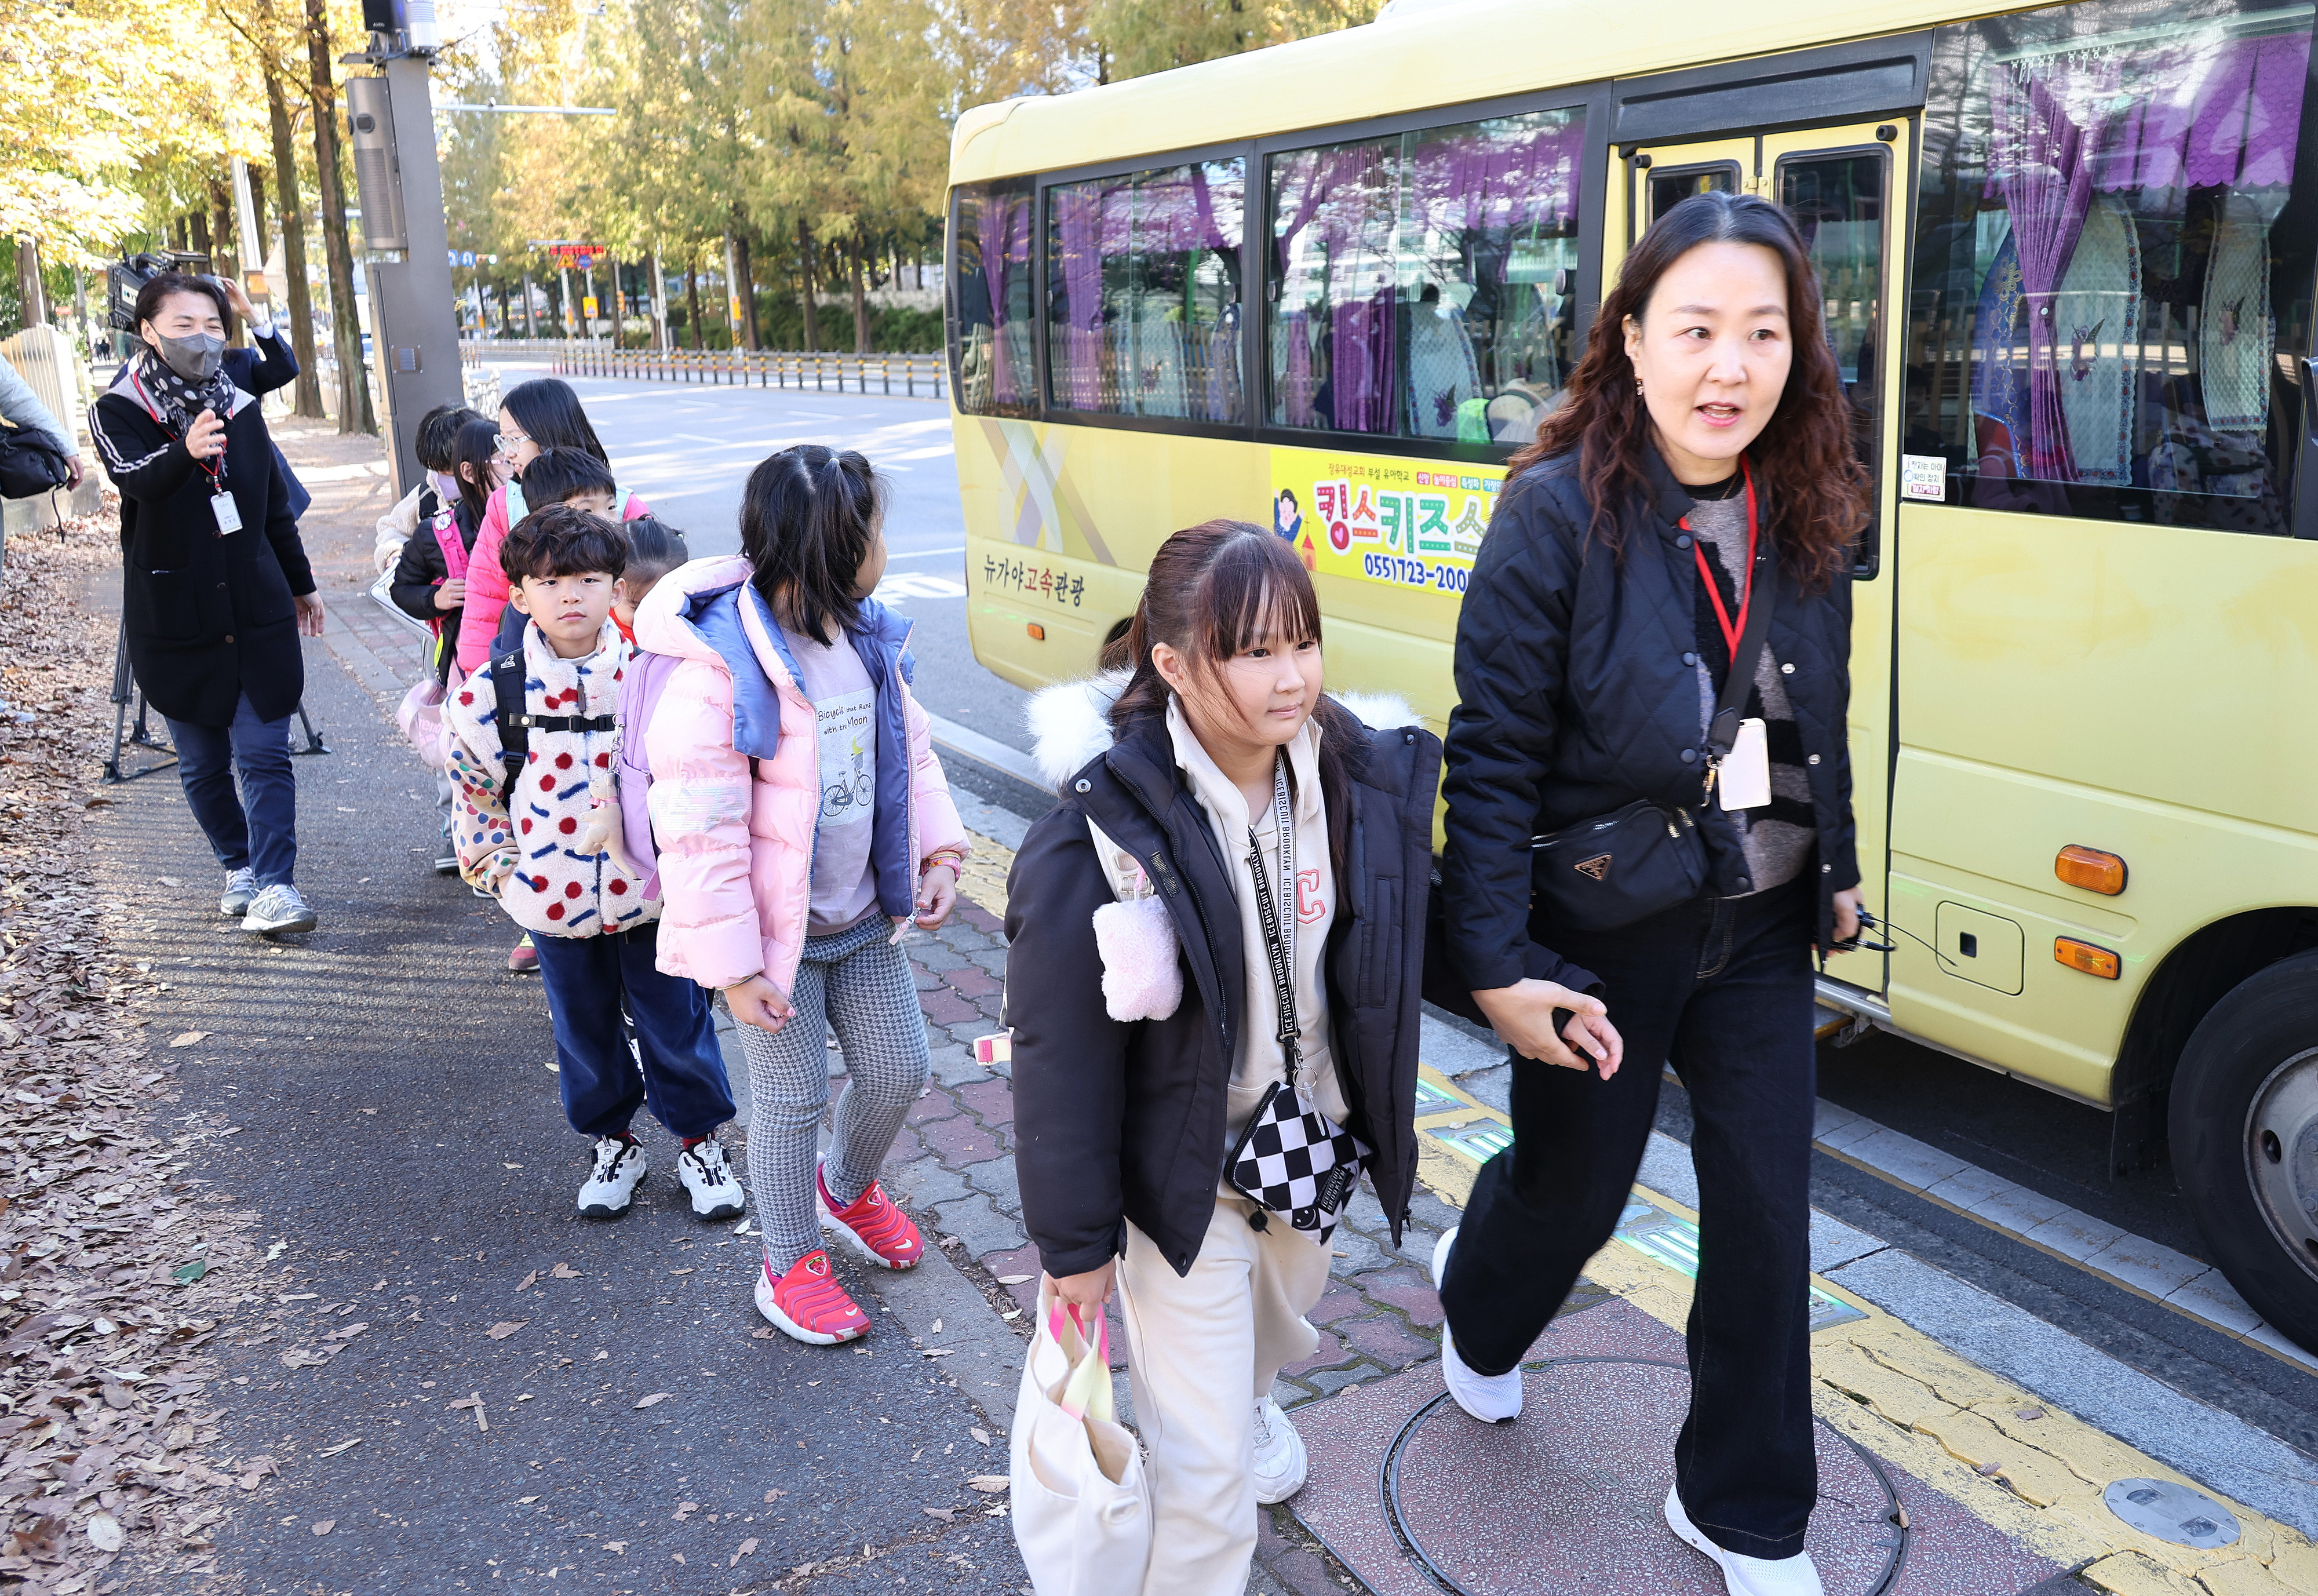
[0,419,70,500]
[489,651,613,803]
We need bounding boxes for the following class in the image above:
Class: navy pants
[1438,876,1820,1561]
[530,920,734,1140]
[163,693,297,887]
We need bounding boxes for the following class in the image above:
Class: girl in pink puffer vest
[632,444,968,1347]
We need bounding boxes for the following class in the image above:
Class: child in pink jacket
[632,444,968,1346]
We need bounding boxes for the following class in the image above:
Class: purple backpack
[616,651,684,899]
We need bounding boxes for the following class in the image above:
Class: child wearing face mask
[373,405,483,574]
[632,444,968,1346]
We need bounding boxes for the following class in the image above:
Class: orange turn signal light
[1026,622,1045,641]
[2055,845,2127,895]
[2054,937,2120,980]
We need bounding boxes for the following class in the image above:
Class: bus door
[1604,120,1910,997]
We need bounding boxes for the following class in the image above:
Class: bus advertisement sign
[1267,446,1504,599]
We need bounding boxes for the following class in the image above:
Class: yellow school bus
[942,0,2318,1351]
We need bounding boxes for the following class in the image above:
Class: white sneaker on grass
[577,1136,647,1219]
[677,1138,745,1221]
[219,868,258,917]
[1664,1485,1823,1596]
[1252,1396,1308,1503]
[1432,1227,1524,1423]
[240,883,316,934]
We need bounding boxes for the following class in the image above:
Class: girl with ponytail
[634,444,971,1346]
[1005,522,1438,1594]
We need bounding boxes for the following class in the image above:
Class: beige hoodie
[1164,697,1348,1157]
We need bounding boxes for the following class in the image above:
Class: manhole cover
[2102,1478,2240,1548]
[1382,1358,1907,1595]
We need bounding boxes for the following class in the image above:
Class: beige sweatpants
[1114,1195,1335,1596]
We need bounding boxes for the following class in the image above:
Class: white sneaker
[1251,1396,1308,1504]
[677,1138,746,1222]
[1664,1485,1823,1596]
[219,868,258,917]
[240,883,316,934]
[1433,1227,1523,1423]
[577,1136,647,1219]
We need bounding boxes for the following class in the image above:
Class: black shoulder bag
[1524,523,1775,933]
[1224,752,1371,1242]
[490,651,615,803]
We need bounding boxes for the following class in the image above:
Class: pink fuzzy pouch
[1092,896,1182,1021]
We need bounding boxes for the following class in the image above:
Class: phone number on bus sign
[1267,445,1506,600]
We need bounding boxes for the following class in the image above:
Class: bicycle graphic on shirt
[822,738,872,817]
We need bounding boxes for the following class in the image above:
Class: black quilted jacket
[1006,706,1439,1281]
[1441,444,1861,994]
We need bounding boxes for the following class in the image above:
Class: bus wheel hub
[2247,1046,2318,1278]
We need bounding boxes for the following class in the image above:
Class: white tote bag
[1009,1280,1153,1596]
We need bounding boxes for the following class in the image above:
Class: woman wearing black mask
[89,271,326,936]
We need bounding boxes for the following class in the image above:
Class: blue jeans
[163,693,297,887]
[1438,874,1820,1561]
[530,920,734,1140]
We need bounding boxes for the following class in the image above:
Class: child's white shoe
[577,1135,646,1219]
[677,1137,745,1221]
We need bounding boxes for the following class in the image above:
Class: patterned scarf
[135,345,237,439]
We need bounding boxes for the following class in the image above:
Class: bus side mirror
[2296,358,2318,540]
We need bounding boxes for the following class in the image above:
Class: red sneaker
[817,1163,924,1270]
[507,934,538,974]
[754,1251,868,1345]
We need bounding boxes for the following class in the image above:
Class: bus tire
[2168,950,2318,1355]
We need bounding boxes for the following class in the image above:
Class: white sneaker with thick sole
[219,868,258,917]
[1664,1485,1824,1596]
[240,883,316,934]
[677,1138,746,1221]
[1252,1396,1309,1503]
[1432,1227,1524,1422]
[577,1136,647,1219]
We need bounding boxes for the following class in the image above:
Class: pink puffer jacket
[632,555,968,994]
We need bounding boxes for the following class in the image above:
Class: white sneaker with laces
[577,1136,647,1219]
[219,868,258,917]
[240,883,316,934]
[1664,1485,1824,1596]
[1251,1396,1308,1504]
[1433,1227,1523,1422]
[677,1138,746,1221]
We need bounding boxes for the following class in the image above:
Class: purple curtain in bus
[1269,142,1397,432]
[1051,167,1240,416]
[982,187,1034,407]
[1992,67,2094,481]
[1985,30,2312,478]
[1051,182,1109,410]
[1411,115,1584,274]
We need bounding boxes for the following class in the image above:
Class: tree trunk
[260,59,325,417]
[797,221,820,354]
[304,0,374,433]
[207,176,240,342]
[14,239,46,333]
[189,209,213,267]
[849,242,869,354]
[684,254,704,352]
[730,213,761,352]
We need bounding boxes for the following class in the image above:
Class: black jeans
[1438,874,1819,1561]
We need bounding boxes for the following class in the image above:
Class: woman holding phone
[1433,191,1868,1596]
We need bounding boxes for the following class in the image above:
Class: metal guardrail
[462,340,946,400]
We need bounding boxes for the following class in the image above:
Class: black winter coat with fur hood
[1004,680,1438,1281]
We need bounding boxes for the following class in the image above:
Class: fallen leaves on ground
[922,1507,955,1522]
[0,511,271,1592]
[965,1476,1009,1493]
[310,1519,335,1536]
[484,1320,526,1340]
[731,1536,759,1566]
[970,1426,990,1446]
[633,1392,672,1409]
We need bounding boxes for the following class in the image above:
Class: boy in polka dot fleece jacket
[442,506,738,1218]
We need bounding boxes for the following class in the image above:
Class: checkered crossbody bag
[1224,753,1370,1243]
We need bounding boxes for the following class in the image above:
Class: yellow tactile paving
[956,827,2318,1595]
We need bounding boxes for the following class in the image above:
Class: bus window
[1046,159,1247,423]
[1649,162,1739,227]
[1905,0,2317,534]
[1266,104,1584,446]
[1779,150,1886,558]
[951,178,1038,417]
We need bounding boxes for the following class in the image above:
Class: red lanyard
[1684,461,1758,657]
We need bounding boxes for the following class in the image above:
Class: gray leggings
[739,914,930,1274]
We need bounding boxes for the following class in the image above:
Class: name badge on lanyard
[211,490,242,534]
[1718,716,1771,810]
